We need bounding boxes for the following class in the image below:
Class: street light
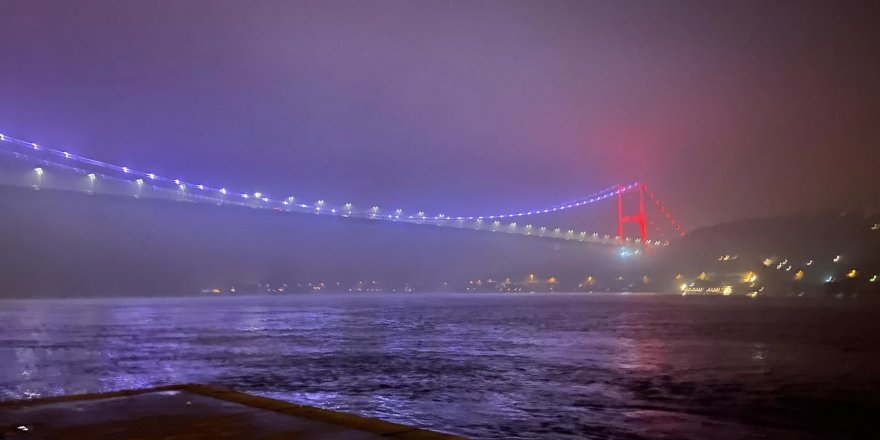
[33,168,43,189]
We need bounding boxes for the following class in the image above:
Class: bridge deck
[0,384,461,439]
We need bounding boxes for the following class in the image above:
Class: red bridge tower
[617,183,647,242]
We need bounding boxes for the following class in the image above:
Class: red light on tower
[617,183,647,243]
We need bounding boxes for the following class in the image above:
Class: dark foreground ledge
[0,384,463,439]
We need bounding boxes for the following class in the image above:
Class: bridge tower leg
[617,184,647,242]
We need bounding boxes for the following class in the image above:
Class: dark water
[1,293,879,439]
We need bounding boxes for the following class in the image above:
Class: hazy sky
[1,0,878,229]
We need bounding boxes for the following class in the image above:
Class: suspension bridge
[0,131,685,249]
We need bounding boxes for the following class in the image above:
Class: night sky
[1,0,879,230]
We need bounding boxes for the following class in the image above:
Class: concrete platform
[0,384,463,439]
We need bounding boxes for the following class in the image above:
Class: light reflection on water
[1,293,879,439]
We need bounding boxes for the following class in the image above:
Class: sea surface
[1,293,879,439]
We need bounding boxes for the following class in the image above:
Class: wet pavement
[0,384,459,439]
